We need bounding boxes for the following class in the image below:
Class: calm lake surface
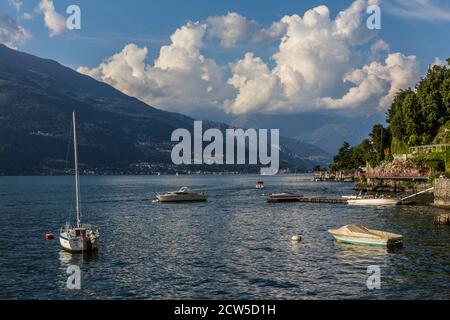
[0,174,449,300]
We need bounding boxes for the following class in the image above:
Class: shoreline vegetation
[323,59,450,193]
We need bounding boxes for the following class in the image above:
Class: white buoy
[291,235,302,242]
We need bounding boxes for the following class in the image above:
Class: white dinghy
[328,224,403,247]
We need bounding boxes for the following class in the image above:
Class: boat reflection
[59,250,99,266]
[334,241,403,256]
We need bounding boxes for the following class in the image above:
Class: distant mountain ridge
[231,112,385,155]
[0,44,329,175]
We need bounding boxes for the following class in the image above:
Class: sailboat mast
[73,112,81,228]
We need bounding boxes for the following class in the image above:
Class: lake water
[0,175,449,300]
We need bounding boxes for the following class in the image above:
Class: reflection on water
[0,175,449,299]
[334,242,404,257]
[59,251,100,266]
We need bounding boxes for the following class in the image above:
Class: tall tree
[369,124,391,162]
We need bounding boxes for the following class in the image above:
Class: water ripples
[0,175,449,299]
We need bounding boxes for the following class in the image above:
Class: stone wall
[434,178,450,208]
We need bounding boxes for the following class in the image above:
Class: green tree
[416,65,447,141]
[333,59,450,171]
[387,62,450,147]
[387,90,411,142]
[369,124,391,163]
[331,142,352,171]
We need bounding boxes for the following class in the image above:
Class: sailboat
[59,112,100,253]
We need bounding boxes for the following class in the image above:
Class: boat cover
[330,224,402,240]
[333,224,381,239]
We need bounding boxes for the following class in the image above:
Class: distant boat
[60,112,100,253]
[256,181,265,189]
[328,224,403,247]
[155,187,208,203]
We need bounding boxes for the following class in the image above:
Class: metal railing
[409,144,450,154]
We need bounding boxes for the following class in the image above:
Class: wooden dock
[267,194,348,204]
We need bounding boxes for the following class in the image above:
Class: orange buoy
[45,233,55,240]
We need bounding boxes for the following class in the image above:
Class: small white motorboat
[347,198,399,206]
[155,187,208,203]
[256,181,265,189]
[328,224,403,247]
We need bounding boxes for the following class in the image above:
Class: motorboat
[347,197,399,206]
[266,192,304,203]
[155,187,208,203]
[343,190,399,206]
[328,224,403,247]
[268,192,294,197]
[256,181,265,189]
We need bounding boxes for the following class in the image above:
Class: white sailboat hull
[60,232,98,253]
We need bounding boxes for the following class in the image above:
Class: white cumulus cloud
[78,22,234,113]
[0,14,31,48]
[77,0,421,116]
[38,0,66,37]
[431,57,448,67]
[205,12,287,47]
[322,53,420,110]
[8,0,23,11]
[206,12,259,48]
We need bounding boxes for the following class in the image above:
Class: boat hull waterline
[347,198,399,206]
[156,194,208,202]
[328,224,403,247]
[330,235,402,246]
[60,232,99,253]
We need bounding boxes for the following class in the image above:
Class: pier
[314,169,431,183]
[313,171,355,182]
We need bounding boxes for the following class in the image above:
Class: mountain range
[0,44,330,175]
[230,112,385,155]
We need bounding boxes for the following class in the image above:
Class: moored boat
[59,112,100,253]
[347,198,399,206]
[256,181,265,189]
[155,187,208,203]
[328,224,403,247]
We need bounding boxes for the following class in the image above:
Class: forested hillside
[331,59,450,172]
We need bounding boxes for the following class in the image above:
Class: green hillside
[331,58,450,174]
[0,44,329,175]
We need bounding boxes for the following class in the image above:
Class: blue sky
[1,0,448,69]
[1,0,450,118]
